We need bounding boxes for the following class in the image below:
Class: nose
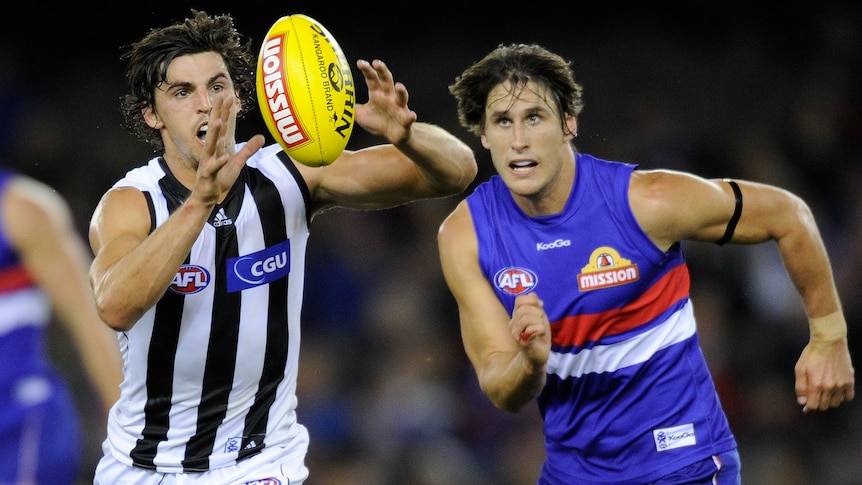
[197,91,214,113]
[511,123,528,151]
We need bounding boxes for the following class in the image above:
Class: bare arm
[630,169,854,412]
[437,200,549,412]
[299,59,477,214]
[3,177,122,415]
[88,186,213,331]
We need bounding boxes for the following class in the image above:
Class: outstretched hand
[354,58,417,145]
[194,94,265,206]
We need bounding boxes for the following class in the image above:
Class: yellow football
[256,14,355,166]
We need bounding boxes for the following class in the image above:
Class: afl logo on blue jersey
[168,264,211,294]
[494,267,537,295]
[227,240,291,293]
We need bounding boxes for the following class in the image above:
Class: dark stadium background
[2,2,859,483]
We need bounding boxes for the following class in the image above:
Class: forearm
[774,201,846,342]
[479,351,547,412]
[776,202,843,319]
[394,122,477,195]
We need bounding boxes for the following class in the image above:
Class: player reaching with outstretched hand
[438,43,854,484]
[90,10,476,484]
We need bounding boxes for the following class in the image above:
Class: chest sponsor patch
[227,240,291,292]
[577,246,639,291]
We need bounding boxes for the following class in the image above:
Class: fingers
[237,134,266,162]
[797,379,855,413]
[356,59,394,90]
[204,95,234,159]
[512,293,546,343]
[394,81,410,107]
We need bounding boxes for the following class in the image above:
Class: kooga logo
[537,239,571,251]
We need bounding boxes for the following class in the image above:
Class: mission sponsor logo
[577,246,639,291]
[227,240,291,293]
[168,264,210,295]
[494,267,537,295]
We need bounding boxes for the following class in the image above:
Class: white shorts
[93,431,310,485]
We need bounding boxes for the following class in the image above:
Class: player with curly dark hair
[91,10,476,484]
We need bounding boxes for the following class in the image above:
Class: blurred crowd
[1,3,860,484]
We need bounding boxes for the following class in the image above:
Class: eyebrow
[161,72,230,92]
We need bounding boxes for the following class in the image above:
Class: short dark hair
[450,43,584,138]
[119,10,257,152]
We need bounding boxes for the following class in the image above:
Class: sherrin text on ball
[256,14,355,166]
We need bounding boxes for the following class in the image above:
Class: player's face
[480,80,576,209]
[145,51,239,171]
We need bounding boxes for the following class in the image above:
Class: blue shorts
[650,449,741,485]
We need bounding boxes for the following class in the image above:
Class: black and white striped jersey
[102,143,312,473]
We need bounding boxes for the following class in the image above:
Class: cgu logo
[168,265,210,295]
[494,267,538,295]
[227,240,291,293]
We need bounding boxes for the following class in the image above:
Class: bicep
[631,170,804,250]
[630,170,746,250]
[88,187,152,281]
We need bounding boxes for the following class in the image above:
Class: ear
[235,89,243,110]
[563,114,578,141]
[142,104,163,130]
[480,131,490,150]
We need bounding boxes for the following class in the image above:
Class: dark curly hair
[449,43,584,138]
[119,10,257,152]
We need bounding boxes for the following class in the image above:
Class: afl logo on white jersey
[168,264,211,294]
[494,267,538,295]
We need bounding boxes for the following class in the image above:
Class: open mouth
[197,124,208,143]
[510,160,537,172]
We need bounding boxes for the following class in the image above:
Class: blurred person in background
[438,43,855,484]
[0,167,122,484]
[88,10,475,485]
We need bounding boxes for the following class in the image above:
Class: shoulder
[438,199,475,250]
[2,176,72,248]
[244,142,284,167]
[113,157,167,192]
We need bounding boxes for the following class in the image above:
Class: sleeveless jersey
[101,143,312,473]
[466,153,737,484]
[0,168,82,484]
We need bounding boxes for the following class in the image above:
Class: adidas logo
[213,209,233,228]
